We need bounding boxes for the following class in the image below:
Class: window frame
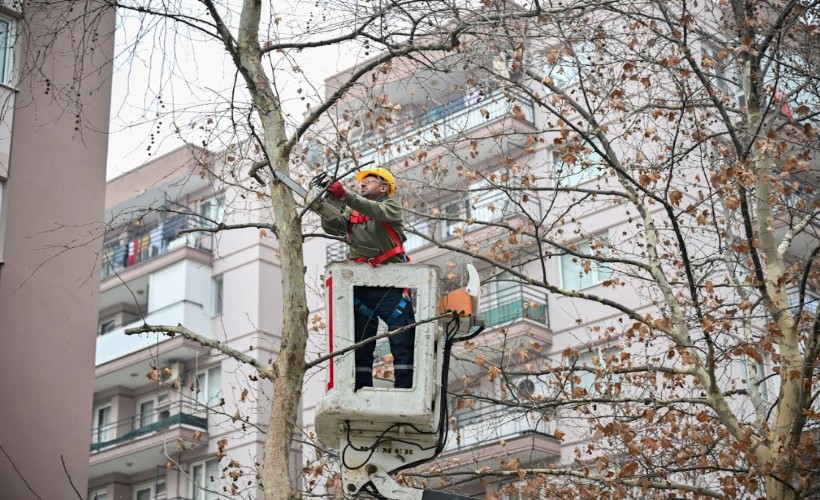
[542,41,593,90]
[211,275,223,316]
[0,14,16,87]
[193,365,222,409]
[198,193,226,227]
[91,404,112,445]
[98,319,117,337]
[132,482,154,500]
[551,140,605,187]
[569,344,622,397]
[191,458,221,500]
[558,235,612,290]
[88,488,107,500]
[135,395,160,429]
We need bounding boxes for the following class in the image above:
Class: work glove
[327,181,346,199]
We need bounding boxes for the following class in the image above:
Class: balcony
[437,405,559,471]
[482,283,548,328]
[371,284,550,365]
[339,88,535,172]
[89,403,208,479]
[101,215,213,281]
[96,300,214,366]
[91,403,207,453]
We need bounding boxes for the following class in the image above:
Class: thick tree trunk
[232,1,310,498]
[264,179,309,500]
[742,55,802,500]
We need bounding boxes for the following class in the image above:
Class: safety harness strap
[347,210,409,267]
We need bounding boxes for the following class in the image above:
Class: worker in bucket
[313,167,416,390]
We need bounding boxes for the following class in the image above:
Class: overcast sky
[105,6,362,180]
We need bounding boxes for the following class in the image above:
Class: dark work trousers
[353,286,416,389]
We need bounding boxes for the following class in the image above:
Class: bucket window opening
[352,285,418,390]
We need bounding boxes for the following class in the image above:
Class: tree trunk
[233,1,310,498]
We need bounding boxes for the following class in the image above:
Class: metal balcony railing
[370,284,549,362]
[481,283,549,328]
[404,185,531,253]
[101,215,213,280]
[445,405,555,452]
[90,403,208,452]
[339,88,535,168]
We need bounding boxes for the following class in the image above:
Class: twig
[61,455,83,500]
[0,444,41,499]
[306,313,453,369]
[124,324,277,379]
[178,222,278,236]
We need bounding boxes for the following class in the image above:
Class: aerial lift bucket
[314,262,482,499]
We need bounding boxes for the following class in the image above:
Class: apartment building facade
[84,4,816,498]
[298,6,818,495]
[87,145,309,500]
[0,2,115,498]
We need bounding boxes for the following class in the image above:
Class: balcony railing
[481,283,548,328]
[341,89,535,168]
[101,215,213,280]
[445,405,555,452]
[405,184,531,253]
[371,284,549,361]
[90,403,207,453]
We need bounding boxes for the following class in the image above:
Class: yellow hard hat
[355,167,396,196]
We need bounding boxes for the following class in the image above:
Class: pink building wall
[0,2,115,497]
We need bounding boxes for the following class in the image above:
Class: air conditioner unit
[513,375,548,400]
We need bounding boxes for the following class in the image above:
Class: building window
[443,198,466,237]
[198,194,225,227]
[552,140,604,187]
[542,42,592,90]
[787,287,819,315]
[559,236,612,290]
[193,365,222,408]
[132,483,153,500]
[441,176,513,239]
[403,217,431,253]
[136,396,158,428]
[211,276,223,316]
[0,16,15,86]
[569,345,622,397]
[0,180,5,263]
[470,183,510,224]
[191,458,221,500]
[88,489,107,500]
[91,405,112,444]
[98,319,117,336]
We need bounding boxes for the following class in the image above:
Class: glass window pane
[0,20,8,83]
[94,406,111,443]
[207,367,221,402]
[192,464,203,500]
[139,400,155,427]
[471,188,507,222]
